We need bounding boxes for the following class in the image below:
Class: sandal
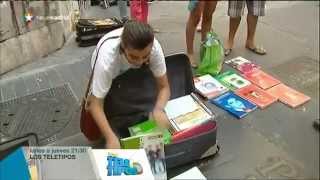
[246,46,267,55]
[224,48,232,56]
[153,28,160,33]
[190,60,198,68]
[187,54,198,68]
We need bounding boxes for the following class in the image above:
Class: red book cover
[238,62,260,74]
[266,84,311,108]
[172,120,216,143]
[243,69,281,89]
[235,84,277,109]
[225,56,260,73]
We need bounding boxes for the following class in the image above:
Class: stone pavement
[0,1,319,179]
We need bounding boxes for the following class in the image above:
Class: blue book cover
[0,147,30,180]
[210,91,257,119]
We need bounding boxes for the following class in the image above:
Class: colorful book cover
[120,134,146,149]
[238,62,260,74]
[120,132,162,149]
[120,132,167,180]
[194,74,229,99]
[128,120,171,145]
[266,83,311,108]
[210,91,257,119]
[141,134,167,180]
[243,69,281,90]
[128,120,156,136]
[225,56,251,68]
[225,56,260,73]
[215,71,251,90]
[172,120,216,143]
[89,149,155,180]
[235,84,278,109]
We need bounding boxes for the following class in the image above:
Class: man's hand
[152,108,170,129]
[105,133,120,149]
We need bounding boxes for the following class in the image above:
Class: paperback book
[266,83,311,108]
[243,69,281,90]
[235,84,277,109]
[215,71,251,90]
[194,74,228,99]
[164,94,214,132]
[225,56,259,73]
[128,120,171,145]
[210,91,257,119]
[120,133,167,180]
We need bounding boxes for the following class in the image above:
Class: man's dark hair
[121,20,154,50]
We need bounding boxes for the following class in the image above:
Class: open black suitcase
[104,53,219,169]
[76,18,124,47]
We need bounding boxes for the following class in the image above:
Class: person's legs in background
[118,0,129,22]
[196,5,204,32]
[200,1,218,41]
[224,1,244,56]
[186,1,203,67]
[141,0,148,23]
[130,0,148,23]
[245,0,267,55]
[186,1,217,67]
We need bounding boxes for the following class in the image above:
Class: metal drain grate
[0,84,78,141]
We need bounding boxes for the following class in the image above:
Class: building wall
[0,1,80,75]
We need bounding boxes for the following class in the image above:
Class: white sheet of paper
[164,95,199,119]
[170,166,206,180]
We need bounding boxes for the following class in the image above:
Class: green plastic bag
[196,32,224,76]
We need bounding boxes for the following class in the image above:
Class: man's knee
[189,13,201,26]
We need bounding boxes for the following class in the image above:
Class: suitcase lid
[104,53,195,128]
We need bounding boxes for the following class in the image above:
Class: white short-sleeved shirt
[90,28,166,99]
